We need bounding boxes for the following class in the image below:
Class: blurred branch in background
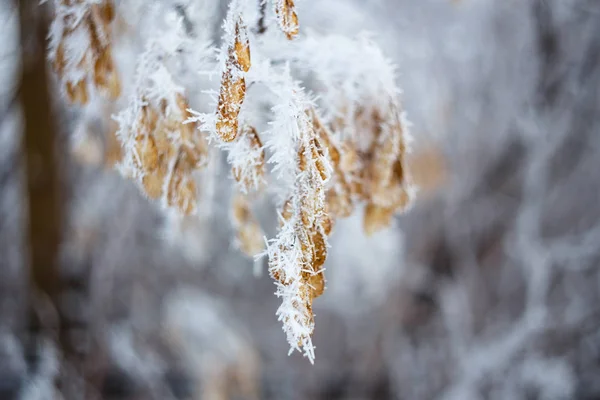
[17,1,92,398]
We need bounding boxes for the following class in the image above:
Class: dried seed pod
[297,227,326,300]
[231,125,265,192]
[93,48,121,99]
[104,129,123,168]
[307,269,325,299]
[216,19,251,142]
[339,143,360,173]
[311,138,330,182]
[93,0,115,24]
[167,159,197,215]
[136,134,159,171]
[231,192,265,256]
[363,203,394,236]
[53,41,66,77]
[116,91,208,215]
[141,104,159,134]
[326,189,352,219]
[309,109,354,218]
[310,229,327,271]
[367,105,412,212]
[234,23,251,72]
[142,168,166,199]
[321,213,334,236]
[50,0,121,104]
[66,80,89,105]
[266,105,335,362]
[216,78,246,142]
[312,95,413,237]
[274,0,299,40]
[337,99,413,235]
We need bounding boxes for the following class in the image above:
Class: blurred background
[2,0,600,399]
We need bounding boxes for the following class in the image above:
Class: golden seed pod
[142,168,166,199]
[93,49,121,99]
[93,0,115,24]
[140,104,159,135]
[167,162,197,215]
[343,100,413,235]
[311,138,330,182]
[322,213,334,236]
[66,80,89,105]
[104,129,123,168]
[216,75,246,143]
[363,203,394,236]
[234,21,251,72]
[309,108,354,219]
[232,125,265,191]
[232,193,265,256]
[135,134,159,171]
[307,271,325,301]
[53,41,66,77]
[275,0,299,40]
[339,142,360,173]
[120,91,207,215]
[310,229,327,271]
[327,189,353,218]
[370,123,411,210]
[275,109,333,313]
[216,19,251,143]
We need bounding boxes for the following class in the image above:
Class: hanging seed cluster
[232,192,265,256]
[49,0,121,104]
[121,94,208,215]
[268,110,333,360]
[209,3,413,360]
[56,0,415,362]
[363,100,413,234]
[328,100,414,235]
[287,122,332,305]
[311,109,354,219]
[212,4,331,352]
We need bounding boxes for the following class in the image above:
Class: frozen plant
[45,0,416,363]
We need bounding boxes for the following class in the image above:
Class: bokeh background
[2,0,600,399]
